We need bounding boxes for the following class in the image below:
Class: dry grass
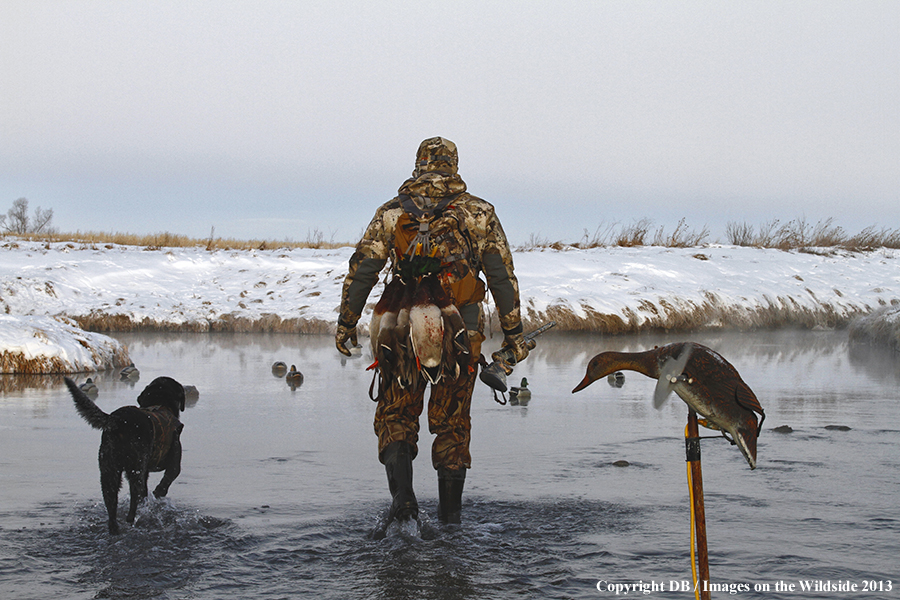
[725,218,900,251]
[5,227,350,251]
[517,217,900,251]
[518,294,871,335]
[71,313,334,334]
[849,303,900,351]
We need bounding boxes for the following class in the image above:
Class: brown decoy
[573,342,765,469]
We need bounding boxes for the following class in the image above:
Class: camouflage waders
[375,331,484,470]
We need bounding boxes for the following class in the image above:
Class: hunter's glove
[335,323,358,357]
[493,330,531,366]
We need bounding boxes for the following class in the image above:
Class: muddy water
[1,330,897,599]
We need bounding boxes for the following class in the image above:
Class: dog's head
[137,376,186,414]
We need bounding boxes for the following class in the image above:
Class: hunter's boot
[382,441,418,523]
[437,466,466,524]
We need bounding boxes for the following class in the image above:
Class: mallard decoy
[607,371,625,387]
[79,377,99,396]
[509,377,531,405]
[286,364,304,388]
[572,342,765,469]
[271,361,288,377]
[119,363,140,380]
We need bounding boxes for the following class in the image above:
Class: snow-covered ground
[1,239,898,372]
[0,314,130,374]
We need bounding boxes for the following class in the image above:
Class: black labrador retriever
[65,376,186,534]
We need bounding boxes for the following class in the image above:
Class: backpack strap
[397,193,460,258]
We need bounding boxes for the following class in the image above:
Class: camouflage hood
[398,172,467,211]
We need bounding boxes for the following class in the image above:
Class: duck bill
[572,376,593,393]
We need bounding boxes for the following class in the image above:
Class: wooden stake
[687,409,711,600]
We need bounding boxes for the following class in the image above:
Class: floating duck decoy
[607,371,625,387]
[79,377,99,396]
[572,342,765,469]
[271,361,288,377]
[286,364,304,389]
[119,363,140,381]
[509,377,531,406]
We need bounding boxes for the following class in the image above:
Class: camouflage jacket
[338,172,522,335]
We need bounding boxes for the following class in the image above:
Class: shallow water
[1,330,898,599]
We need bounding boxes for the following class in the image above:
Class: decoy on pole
[572,342,765,469]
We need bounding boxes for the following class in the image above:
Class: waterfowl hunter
[572,342,765,469]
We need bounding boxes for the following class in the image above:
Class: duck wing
[653,343,694,409]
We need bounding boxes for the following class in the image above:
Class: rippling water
[1,330,898,599]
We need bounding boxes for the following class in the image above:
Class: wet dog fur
[65,376,186,534]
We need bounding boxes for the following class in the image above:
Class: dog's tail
[64,377,111,430]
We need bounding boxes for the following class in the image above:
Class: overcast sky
[2,1,897,245]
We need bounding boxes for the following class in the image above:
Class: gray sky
[2,1,897,245]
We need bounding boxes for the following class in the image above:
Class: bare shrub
[726,221,755,246]
[577,222,618,248]
[615,218,652,247]
[652,218,710,248]
[809,218,846,247]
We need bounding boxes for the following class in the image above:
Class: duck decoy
[509,377,531,406]
[271,361,288,377]
[79,377,99,396]
[573,342,765,469]
[119,363,140,380]
[286,364,304,387]
[607,371,625,387]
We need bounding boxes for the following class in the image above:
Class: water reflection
[1,330,899,599]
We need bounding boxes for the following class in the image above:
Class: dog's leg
[100,468,122,535]
[153,442,182,498]
[125,468,149,525]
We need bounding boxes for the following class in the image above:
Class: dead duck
[427,276,470,380]
[79,377,99,396]
[371,277,417,388]
[509,377,531,405]
[409,277,444,384]
[573,342,765,469]
[271,361,288,377]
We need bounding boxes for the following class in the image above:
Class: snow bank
[0,314,131,374]
[1,240,898,337]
